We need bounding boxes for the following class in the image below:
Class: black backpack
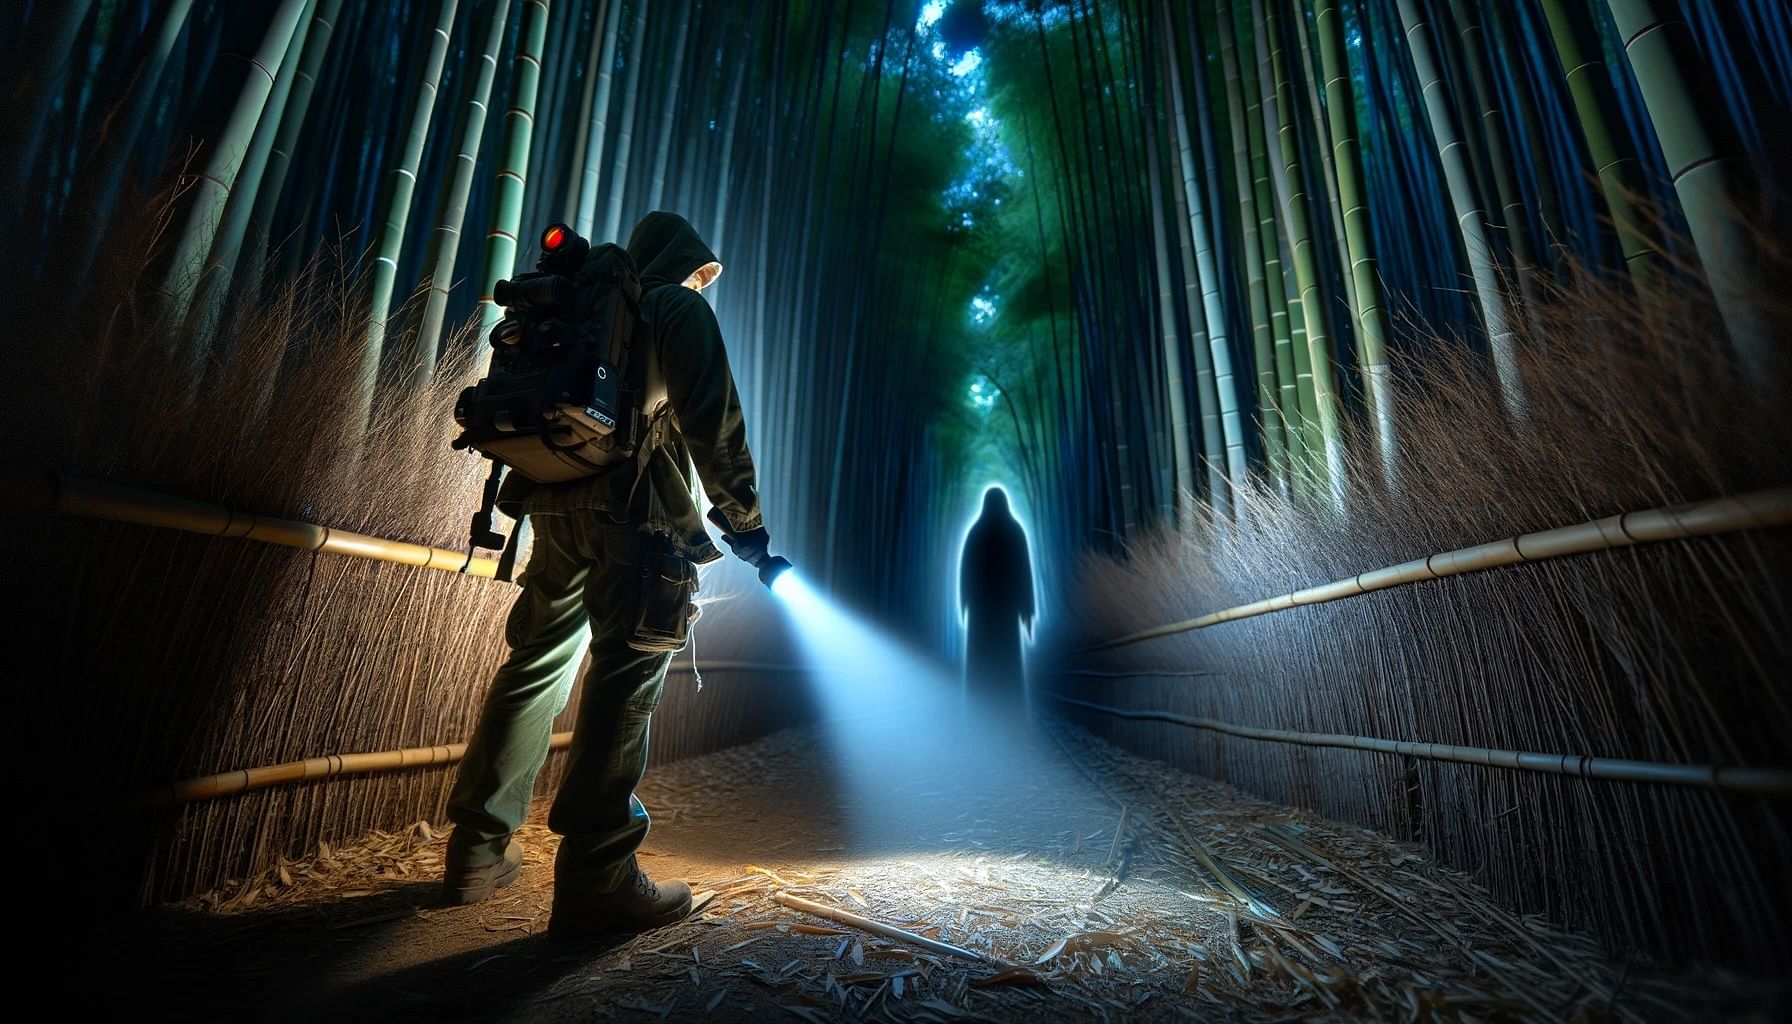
[452,223,648,484]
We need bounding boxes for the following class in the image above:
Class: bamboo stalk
[477,0,552,345]
[11,468,501,579]
[417,0,512,378]
[1083,487,1792,649]
[158,0,312,327]
[1041,694,1792,797]
[772,892,1006,966]
[1396,0,1527,424]
[1605,0,1773,381]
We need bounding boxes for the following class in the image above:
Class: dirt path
[109,718,1779,1022]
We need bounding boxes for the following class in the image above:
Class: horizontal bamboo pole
[141,734,568,807]
[1042,693,1792,797]
[141,662,807,806]
[1084,488,1792,651]
[772,892,1007,966]
[9,467,501,579]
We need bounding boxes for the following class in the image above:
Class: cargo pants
[447,511,676,894]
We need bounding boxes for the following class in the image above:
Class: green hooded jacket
[497,212,763,563]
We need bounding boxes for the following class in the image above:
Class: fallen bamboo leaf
[1183,960,1200,992]
[971,966,1046,988]
[1033,930,1137,965]
[791,924,848,936]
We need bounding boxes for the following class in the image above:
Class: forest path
[113,718,1773,1022]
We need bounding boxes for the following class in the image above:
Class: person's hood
[982,487,1011,518]
[626,211,723,292]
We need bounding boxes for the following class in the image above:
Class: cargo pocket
[628,546,698,653]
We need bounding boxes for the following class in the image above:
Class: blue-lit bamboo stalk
[1605,0,1774,382]
[158,0,311,329]
[1162,0,1245,514]
[575,0,623,237]
[600,0,649,242]
[1397,0,1528,424]
[477,0,552,353]
[365,0,460,375]
[416,0,511,381]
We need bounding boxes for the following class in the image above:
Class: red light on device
[542,225,566,251]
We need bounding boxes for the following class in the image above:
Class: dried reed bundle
[1062,261,1792,969]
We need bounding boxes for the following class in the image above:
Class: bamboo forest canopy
[6,0,1790,642]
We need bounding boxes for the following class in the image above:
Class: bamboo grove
[10,1,1788,597]
[959,0,1789,554]
[5,0,1037,650]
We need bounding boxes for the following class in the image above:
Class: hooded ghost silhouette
[960,487,1035,703]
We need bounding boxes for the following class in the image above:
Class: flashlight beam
[772,892,1010,966]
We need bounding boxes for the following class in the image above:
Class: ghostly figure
[960,486,1035,705]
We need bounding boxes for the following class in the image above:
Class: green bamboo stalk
[1396,0,1527,423]
[1242,0,1305,491]
[1289,0,1359,322]
[366,0,460,371]
[1217,5,1284,489]
[1266,0,1343,491]
[252,0,345,243]
[1162,1,1244,514]
[575,0,623,237]
[417,0,512,380]
[185,0,318,351]
[600,0,648,242]
[1316,0,1396,482]
[158,0,312,328]
[1605,0,1772,379]
[1539,0,1663,287]
[477,0,552,350]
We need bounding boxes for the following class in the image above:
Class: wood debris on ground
[152,719,1784,1023]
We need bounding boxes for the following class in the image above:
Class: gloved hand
[721,525,771,567]
[707,507,771,567]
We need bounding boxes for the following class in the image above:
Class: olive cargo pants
[447,513,676,894]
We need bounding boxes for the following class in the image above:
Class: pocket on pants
[628,547,697,654]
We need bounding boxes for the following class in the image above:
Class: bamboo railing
[1084,487,1792,651]
[11,467,501,578]
[1042,693,1792,797]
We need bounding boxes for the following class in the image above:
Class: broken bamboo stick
[772,892,1009,967]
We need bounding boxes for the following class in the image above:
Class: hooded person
[443,212,773,940]
[960,487,1035,708]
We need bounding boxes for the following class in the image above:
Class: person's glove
[707,508,771,567]
[721,525,771,567]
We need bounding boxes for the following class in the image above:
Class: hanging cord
[688,612,703,692]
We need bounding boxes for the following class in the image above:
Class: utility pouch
[629,546,698,653]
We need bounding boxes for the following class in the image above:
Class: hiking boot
[549,861,692,941]
[442,837,523,905]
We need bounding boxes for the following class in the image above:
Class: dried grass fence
[4,195,815,908]
[1057,268,1792,971]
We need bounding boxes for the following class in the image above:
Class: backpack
[452,222,649,485]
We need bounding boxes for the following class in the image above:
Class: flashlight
[707,507,792,590]
[758,555,793,590]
